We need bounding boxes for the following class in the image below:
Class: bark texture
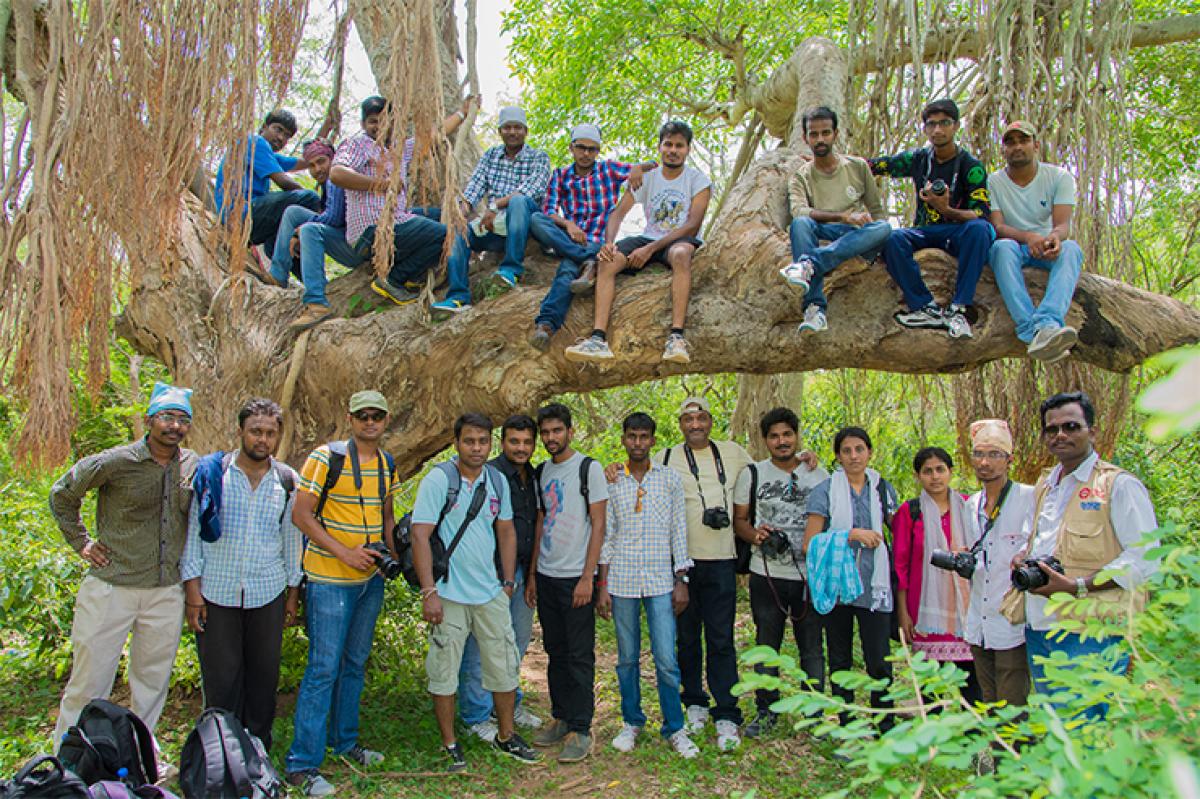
[117,146,1200,477]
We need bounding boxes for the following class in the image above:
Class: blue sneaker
[491,269,519,292]
[431,298,470,320]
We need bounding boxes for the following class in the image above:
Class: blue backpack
[192,452,296,543]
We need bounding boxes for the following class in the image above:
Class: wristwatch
[1075,577,1088,598]
[674,572,689,585]
[501,579,516,589]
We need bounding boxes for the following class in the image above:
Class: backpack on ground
[57,700,156,787]
[88,784,179,799]
[0,756,88,798]
[178,709,281,799]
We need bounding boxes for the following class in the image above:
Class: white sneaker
[798,305,827,333]
[564,335,615,362]
[780,256,815,293]
[667,729,699,759]
[611,723,641,753]
[1027,324,1077,362]
[662,333,691,364]
[684,705,709,734]
[715,719,741,751]
[469,719,499,743]
[513,705,543,729]
[946,304,973,339]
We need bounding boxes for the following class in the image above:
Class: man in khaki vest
[1013,391,1158,716]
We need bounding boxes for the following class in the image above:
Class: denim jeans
[457,566,535,725]
[268,205,316,283]
[285,576,385,773]
[882,218,994,310]
[529,212,602,331]
[355,215,447,289]
[1024,627,1128,721]
[676,559,742,724]
[444,195,537,303]
[989,239,1084,342]
[789,218,892,310]
[249,190,321,256]
[612,592,686,736]
[297,223,366,306]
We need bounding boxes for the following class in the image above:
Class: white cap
[570,123,602,145]
[497,106,527,129]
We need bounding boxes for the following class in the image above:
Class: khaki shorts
[426,592,519,696]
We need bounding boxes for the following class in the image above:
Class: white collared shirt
[1023,451,1159,631]
[964,482,1035,650]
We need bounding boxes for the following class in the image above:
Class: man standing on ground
[732,407,830,737]
[565,121,711,365]
[331,96,472,307]
[434,106,551,315]
[962,419,1034,711]
[214,110,319,258]
[527,125,650,351]
[988,121,1084,363]
[284,391,396,797]
[411,413,540,772]
[870,98,993,339]
[182,398,302,749]
[595,413,698,758]
[527,403,608,763]
[50,382,198,746]
[781,106,892,334]
[457,414,543,740]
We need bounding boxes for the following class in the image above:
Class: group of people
[215,95,1084,363]
[49,379,1157,795]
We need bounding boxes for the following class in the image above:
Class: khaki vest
[1001,458,1145,624]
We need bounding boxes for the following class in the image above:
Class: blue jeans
[457,566,535,725]
[883,218,994,310]
[355,215,447,289]
[249,190,321,256]
[285,576,385,773]
[612,592,686,736]
[269,205,316,283]
[529,212,602,331]
[1024,627,1129,721]
[788,218,892,310]
[444,195,537,302]
[297,223,365,306]
[989,239,1084,343]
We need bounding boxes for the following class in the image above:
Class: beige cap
[1001,120,1038,140]
[970,419,1013,455]
[349,390,389,414]
[679,396,711,416]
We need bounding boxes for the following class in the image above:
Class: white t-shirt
[633,166,712,240]
[536,452,609,579]
[733,459,829,581]
[988,163,1076,237]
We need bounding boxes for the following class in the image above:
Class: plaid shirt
[462,144,551,207]
[181,459,303,609]
[543,160,633,244]
[333,131,415,245]
[600,463,692,598]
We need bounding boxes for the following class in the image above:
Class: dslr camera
[365,540,403,581]
[930,548,977,579]
[929,178,948,195]
[1011,556,1065,591]
[759,526,792,559]
[702,506,731,530]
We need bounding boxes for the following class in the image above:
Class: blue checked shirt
[462,144,552,207]
[181,459,303,608]
[309,181,347,229]
[600,463,692,598]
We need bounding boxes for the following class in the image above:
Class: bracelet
[594,580,607,588]
[421,588,438,600]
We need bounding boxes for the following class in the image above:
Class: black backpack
[0,756,88,798]
[178,709,281,799]
[57,700,156,787]
[87,784,179,799]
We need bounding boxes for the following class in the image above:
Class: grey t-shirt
[806,476,898,609]
[537,452,609,578]
[632,166,712,240]
[733,459,829,581]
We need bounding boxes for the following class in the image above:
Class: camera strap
[683,441,727,511]
[441,471,491,566]
[347,438,387,542]
[975,479,1013,565]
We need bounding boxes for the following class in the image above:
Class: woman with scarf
[803,426,899,731]
[892,446,981,704]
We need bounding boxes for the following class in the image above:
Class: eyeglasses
[971,450,1009,460]
[635,486,646,513]
[352,410,387,423]
[1043,421,1086,436]
[923,118,956,130]
[572,143,600,154]
[154,412,191,426]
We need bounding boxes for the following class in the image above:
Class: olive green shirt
[788,155,886,221]
[49,438,198,588]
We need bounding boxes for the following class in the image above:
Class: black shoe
[445,742,467,772]
[494,733,541,764]
[744,710,778,738]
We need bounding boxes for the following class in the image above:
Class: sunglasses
[353,410,387,423]
[572,143,600,154]
[1042,421,1086,436]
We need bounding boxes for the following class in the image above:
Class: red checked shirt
[333,132,415,246]
[543,160,634,244]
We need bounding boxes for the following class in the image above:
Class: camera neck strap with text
[683,441,728,512]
